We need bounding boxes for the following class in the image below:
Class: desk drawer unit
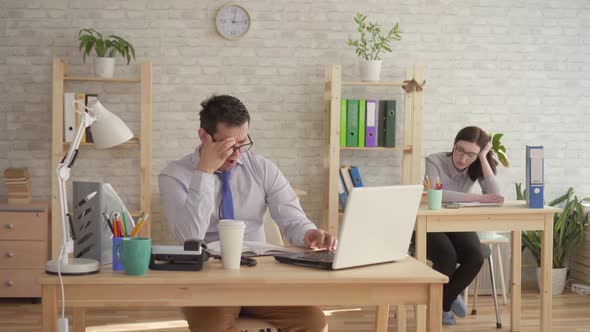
[0,269,43,297]
[0,202,49,298]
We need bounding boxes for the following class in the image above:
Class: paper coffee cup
[217,220,246,270]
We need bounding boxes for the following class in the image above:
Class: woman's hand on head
[479,140,492,160]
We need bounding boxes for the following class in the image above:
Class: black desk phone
[149,239,207,271]
[150,239,257,271]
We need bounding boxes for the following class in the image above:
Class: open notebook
[206,241,299,257]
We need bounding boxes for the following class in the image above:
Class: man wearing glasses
[159,94,332,332]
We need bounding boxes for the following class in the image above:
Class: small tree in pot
[346,13,402,82]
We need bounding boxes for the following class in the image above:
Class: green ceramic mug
[427,189,443,210]
[115,237,151,275]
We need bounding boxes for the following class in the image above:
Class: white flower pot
[94,57,116,78]
[536,267,567,295]
[359,60,382,82]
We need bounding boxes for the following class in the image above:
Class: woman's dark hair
[199,95,250,135]
[449,126,497,181]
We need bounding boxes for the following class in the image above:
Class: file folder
[385,100,396,147]
[339,166,354,193]
[346,100,359,147]
[340,99,347,147]
[338,172,348,211]
[358,100,366,147]
[526,145,544,208]
[377,101,387,146]
[74,93,86,143]
[349,166,364,187]
[365,100,377,147]
[64,92,76,142]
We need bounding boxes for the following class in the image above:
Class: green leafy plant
[516,184,589,268]
[78,28,136,64]
[489,132,509,167]
[345,13,402,61]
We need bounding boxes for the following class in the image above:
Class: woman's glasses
[454,145,478,160]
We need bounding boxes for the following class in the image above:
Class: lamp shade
[87,100,134,149]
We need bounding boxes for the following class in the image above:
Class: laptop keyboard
[301,250,335,262]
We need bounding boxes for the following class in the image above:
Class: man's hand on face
[196,133,236,173]
[304,229,337,251]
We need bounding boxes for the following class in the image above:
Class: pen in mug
[102,212,114,234]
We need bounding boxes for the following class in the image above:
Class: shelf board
[64,76,141,83]
[340,145,412,151]
[341,81,405,87]
[63,136,140,149]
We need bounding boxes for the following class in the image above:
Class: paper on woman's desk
[448,202,503,207]
[206,241,299,257]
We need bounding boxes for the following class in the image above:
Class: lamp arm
[56,111,96,262]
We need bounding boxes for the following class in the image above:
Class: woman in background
[424,126,504,325]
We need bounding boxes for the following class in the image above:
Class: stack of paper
[3,168,32,205]
[448,202,503,207]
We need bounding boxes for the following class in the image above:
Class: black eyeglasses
[454,145,478,160]
[208,131,254,153]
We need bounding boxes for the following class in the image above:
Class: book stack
[3,168,32,204]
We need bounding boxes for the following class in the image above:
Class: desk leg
[396,305,406,332]
[540,215,553,332]
[428,284,443,332]
[415,216,427,332]
[42,285,57,332]
[73,308,86,332]
[374,305,389,332]
[511,230,521,332]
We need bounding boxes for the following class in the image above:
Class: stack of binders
[3,168,32,205]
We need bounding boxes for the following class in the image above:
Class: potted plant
[346,13,402,82]
[516,185,589,294]
[489,132,509,167]
[78,28,136,78]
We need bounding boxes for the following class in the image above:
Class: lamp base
[46,258,100,275]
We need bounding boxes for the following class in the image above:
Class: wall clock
[216,4,251,40]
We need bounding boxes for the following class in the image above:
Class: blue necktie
[217,170,235,220]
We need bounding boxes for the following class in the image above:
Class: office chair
[464,233,509,304]
[470,243,502,329]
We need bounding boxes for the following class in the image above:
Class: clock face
[216,4,251,40]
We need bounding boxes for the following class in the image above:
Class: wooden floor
[2,290,590,332]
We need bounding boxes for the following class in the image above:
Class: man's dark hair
[199,95,250,135]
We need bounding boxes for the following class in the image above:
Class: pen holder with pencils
[427,189,443,210]
[112,237,124,271]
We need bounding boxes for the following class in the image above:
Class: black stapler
[149,239,207,271]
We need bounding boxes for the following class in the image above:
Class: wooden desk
[412,201,560,332]
[39,256,447,332]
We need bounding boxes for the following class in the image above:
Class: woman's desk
[39,256,447,332]
[413,200,561,332]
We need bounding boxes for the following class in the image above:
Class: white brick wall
[1,0,589,247]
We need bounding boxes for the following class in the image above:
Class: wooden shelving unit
[50,58,152,259]
[323,64,424,235]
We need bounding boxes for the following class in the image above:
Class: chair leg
[495,244,508,305]
[464,285,469,307]
[471,270,480,315]
[489,254,502,329]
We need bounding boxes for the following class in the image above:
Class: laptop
[273,185,423,270]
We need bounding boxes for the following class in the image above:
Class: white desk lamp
[46,99,133,275]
